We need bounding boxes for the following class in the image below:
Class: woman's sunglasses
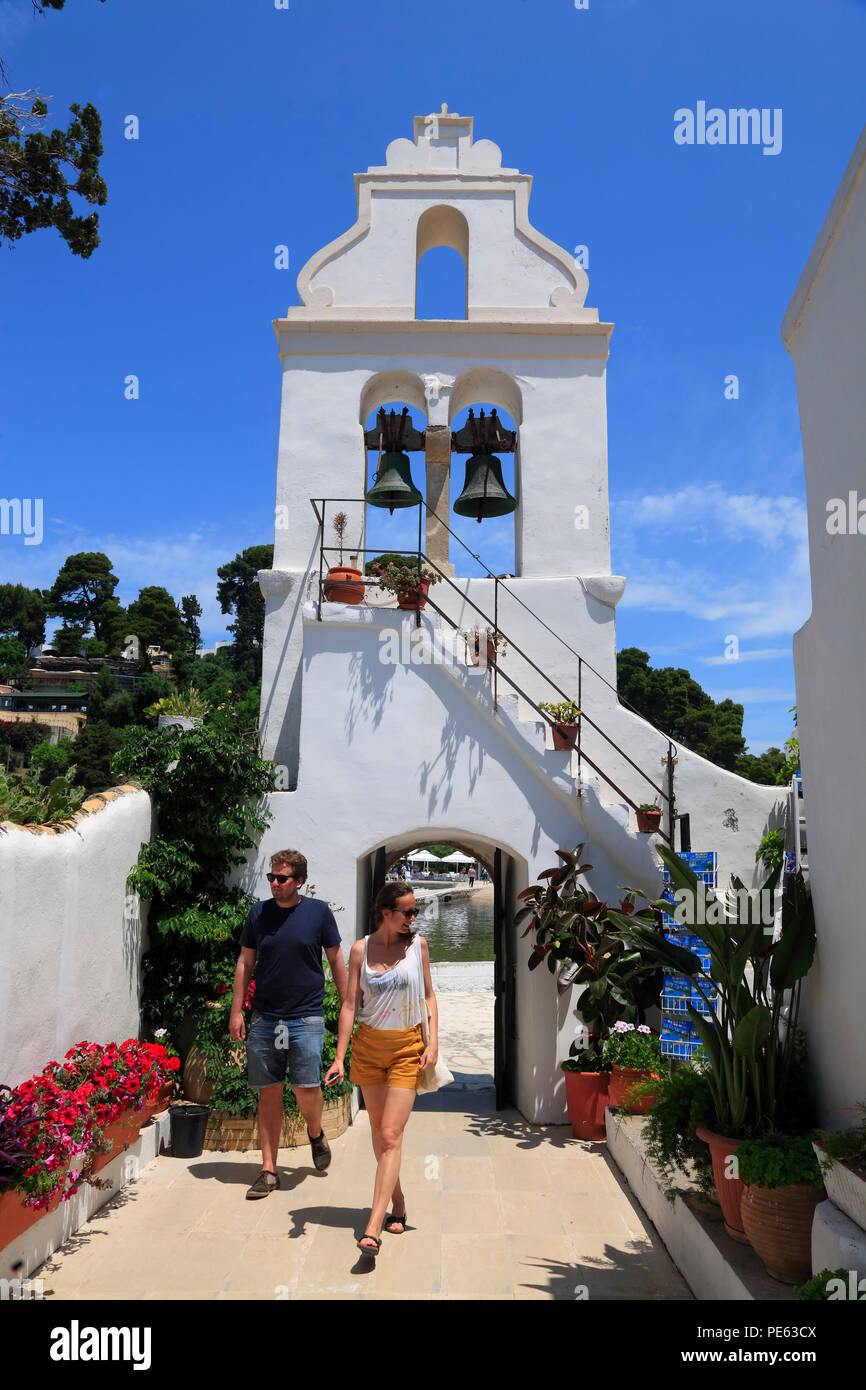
[267,872,296,884]
[396,908,418,919]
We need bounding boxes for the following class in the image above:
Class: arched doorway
[356,831,522,1109]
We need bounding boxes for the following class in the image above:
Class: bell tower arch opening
[415,205,469,321]
[360,371,428,574]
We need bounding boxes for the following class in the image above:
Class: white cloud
[703,687,797,704]
[621,484,806,551]
[700,647,791,665]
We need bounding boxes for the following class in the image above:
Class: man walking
[229,849,347,1197]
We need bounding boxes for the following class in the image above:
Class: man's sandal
[246,1169,280,1199]
[309,1130,332,1171]
[357,1232,381,1257]
[384,1211,408,1234]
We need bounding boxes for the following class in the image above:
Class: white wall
[0,787,152,1088]
[783,124,866,1128]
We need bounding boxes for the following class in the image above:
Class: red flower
[216,982,228,995]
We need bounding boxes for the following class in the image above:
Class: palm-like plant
[606,843,816,1138]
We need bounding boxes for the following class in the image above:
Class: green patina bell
[365,452,424,514]
[453,453,517,522]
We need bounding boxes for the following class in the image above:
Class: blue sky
[1,0,865,753]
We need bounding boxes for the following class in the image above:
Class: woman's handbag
[416,1003,454,1094]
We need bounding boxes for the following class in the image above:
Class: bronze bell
[453,453,517,522]
[365,452,424,514]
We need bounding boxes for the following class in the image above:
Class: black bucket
[169,1104,211,1158]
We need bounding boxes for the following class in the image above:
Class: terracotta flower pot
[552,722,578,751]
[396,577,431,610]
[740,1182,826,1284]
[563,1070,609,1141]
[90,1113,139,1174]
[0,1163,70,1251]
[322,566,364,604]
[696,1124,749,1242]
[607,1066,660,1115]
[636,808,662,833]
[137,1079,174,1125]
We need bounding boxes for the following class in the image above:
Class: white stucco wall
[0,787,152,1088]
[250,609,782,1123]
[783,123,866,1127]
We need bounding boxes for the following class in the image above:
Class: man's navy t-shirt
[240,897,341,1019]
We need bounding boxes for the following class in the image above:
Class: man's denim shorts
[246,1010,325,1089]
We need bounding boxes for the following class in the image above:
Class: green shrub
[736,1132,824,1189]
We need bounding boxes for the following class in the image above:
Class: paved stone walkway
[37,968,691,1300]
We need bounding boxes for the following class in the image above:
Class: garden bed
[203,1093,352,1151]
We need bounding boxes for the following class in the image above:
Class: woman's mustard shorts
[349,1022,424,1090]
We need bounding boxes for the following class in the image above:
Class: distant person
[230,850,348,1197]
[467,865,476,887]
[325,882,439,1259]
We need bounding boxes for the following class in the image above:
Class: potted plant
[366,556,440,610]
[517,845,697,1139]
[146,685,210,730]
[794,1267,866,1301]
[322,511,364,604]
[737,1133,826,1283]
[636,802,662,834]
[461,626,507,668]
[603,1023,663,1114]
[607,846,817,1242]
[641,1060,716,1204]
[813,1104,866,1232]
[538,700,581,750]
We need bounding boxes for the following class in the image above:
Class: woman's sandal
[357,1232,382,1257]
[384,1211,408,1234]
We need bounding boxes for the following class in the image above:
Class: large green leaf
[770,870,816,991]
[732,1004,773,1059]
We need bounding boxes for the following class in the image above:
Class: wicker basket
[204,1093,352,1151]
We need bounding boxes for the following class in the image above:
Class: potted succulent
[737,1133,826,1284]
[607,848,817,1242]
[146,685,210,731]
[461,626,508,668]
[366,555,440,610]
[538,700,581,750]
[603,1023,663,1115]
[322,511,364,604]
[636,802,663,834]
[813,1104,866,1232]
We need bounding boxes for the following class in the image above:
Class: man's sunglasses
[267,872,296,884]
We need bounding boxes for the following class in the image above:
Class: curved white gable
[294,106,589,318]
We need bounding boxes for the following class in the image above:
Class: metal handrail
[310,497,676,841]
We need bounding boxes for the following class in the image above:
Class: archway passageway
[357,834,520,1110]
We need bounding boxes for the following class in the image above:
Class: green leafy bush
[0,766,85,824]
[642,1061,714,1202]
[794,1268,862,1301]
[736,1132,824,1189]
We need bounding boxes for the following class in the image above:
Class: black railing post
[493,576,499,712]
[317,498,325,620]
[667,741,676,844]
[577,657,583,790]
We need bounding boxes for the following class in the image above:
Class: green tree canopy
[46,552,121,645]
[0,634,27,683]
[216,545,273,672]
[180,595,203,657]
[126,586,187,656]
[617,647,747,772]
[1,2,108,257]
[0,583,46,649]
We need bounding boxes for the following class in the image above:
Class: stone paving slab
[37,1096,692,1301]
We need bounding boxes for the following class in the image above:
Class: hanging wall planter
[396,577,431,610]
[636,805,663,834]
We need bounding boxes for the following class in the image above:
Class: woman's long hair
[371,880,416,932]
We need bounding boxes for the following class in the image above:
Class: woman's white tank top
[358,933,425,1030]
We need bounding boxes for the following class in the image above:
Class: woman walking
[324,881,438,1257]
